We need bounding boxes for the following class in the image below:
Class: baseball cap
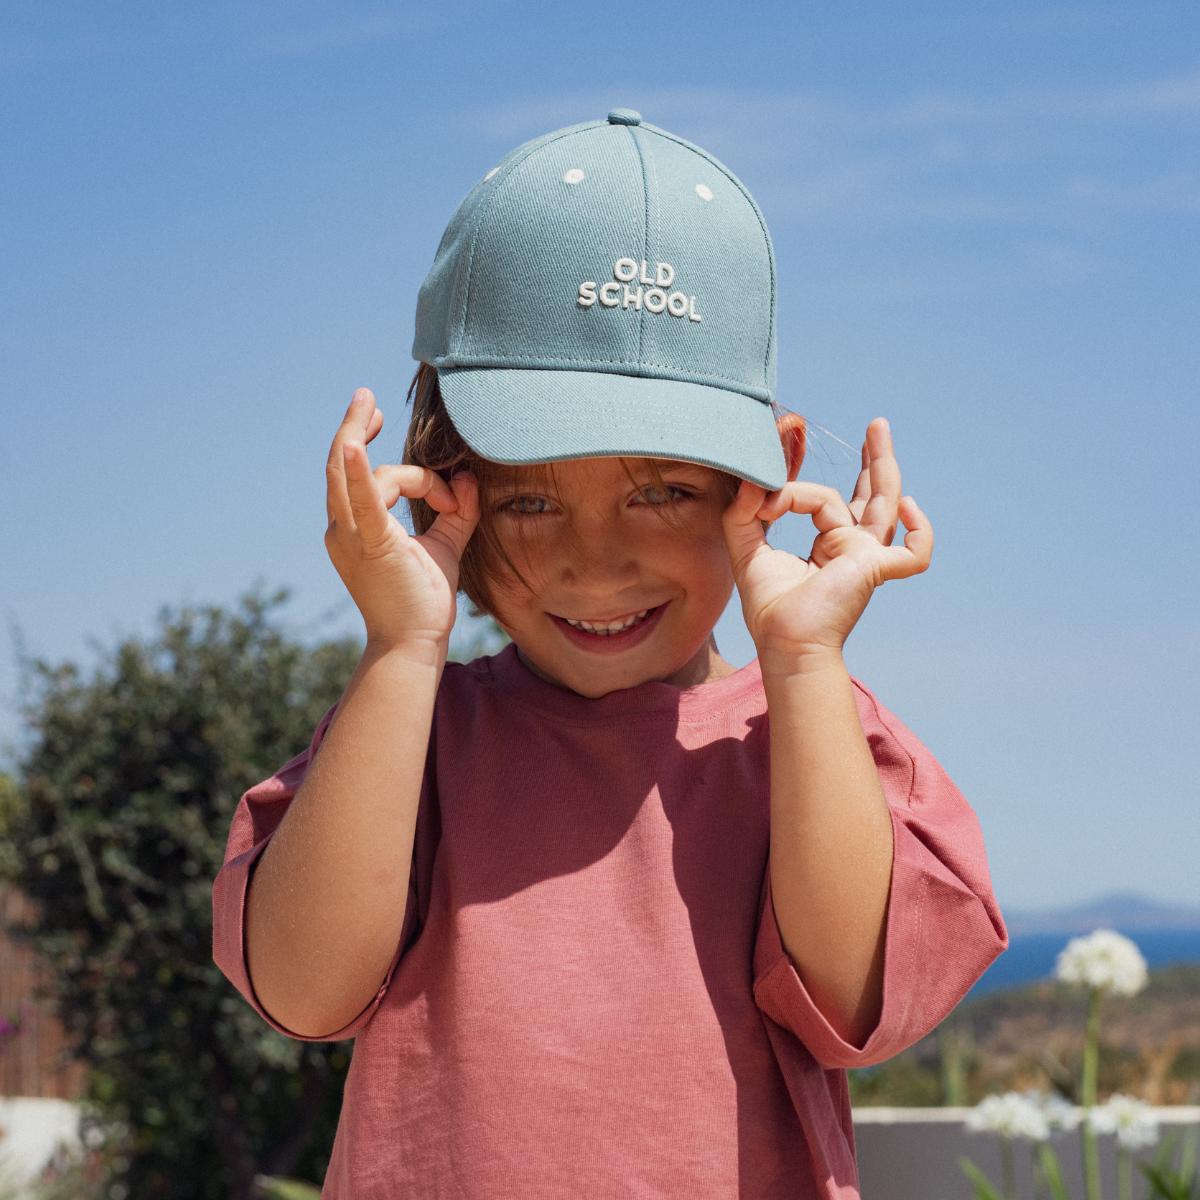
[411,107,787,491]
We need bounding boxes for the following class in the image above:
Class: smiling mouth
[552,605,660,625]
[549,602,669,635]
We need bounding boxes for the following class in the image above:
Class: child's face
[484,455,739,697]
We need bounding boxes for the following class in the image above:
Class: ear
[776,412,806,482]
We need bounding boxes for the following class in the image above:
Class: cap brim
[435,366,788,491]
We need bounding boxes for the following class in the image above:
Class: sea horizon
[965,927,1200,999]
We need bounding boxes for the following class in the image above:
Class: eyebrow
[490,470,547,488]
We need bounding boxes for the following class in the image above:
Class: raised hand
[721,417,933,668]
[325,387,480,653]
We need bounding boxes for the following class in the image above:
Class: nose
[556,516,641,588]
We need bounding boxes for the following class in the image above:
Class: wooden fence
[0,885,88,1100]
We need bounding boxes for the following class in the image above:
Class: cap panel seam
[455,121,607,357]
[645,131,665,360]
[626,124,651,373]
[639,124,777,394]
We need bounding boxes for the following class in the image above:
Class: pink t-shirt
[212,642,1008,1198]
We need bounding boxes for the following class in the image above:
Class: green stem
[1081,987,1104,1200]
[1116,1147,1131,1200]
[1001,1137,1016,1200]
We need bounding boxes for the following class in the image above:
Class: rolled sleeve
[211,702,418,1041]
[752,677,1009,1070]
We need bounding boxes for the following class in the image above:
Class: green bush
[0,584,504,1198]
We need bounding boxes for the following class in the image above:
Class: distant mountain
[1001,891,1200,936]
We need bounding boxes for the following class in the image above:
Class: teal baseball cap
[411,107,787,490]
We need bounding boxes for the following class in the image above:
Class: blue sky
[2,2,1197,911]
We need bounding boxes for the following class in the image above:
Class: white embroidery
[484,166,500,181]
[695,183,713,201]
[563,168,586,184]
[577,259,702,322]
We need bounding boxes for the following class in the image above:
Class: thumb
[721,478,771,577]
[425,470,481,562]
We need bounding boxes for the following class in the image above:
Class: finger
[848,433,873,522]
[755,481,856,534]
[326,388,377,527]
[330,409,385,530]
[720,478,771,575]
[856,418,902,544]
[880,495,934,579]
[372,463,462,514]
[340,440,392,546]
[421,470,481,563]
[365,406,384,443]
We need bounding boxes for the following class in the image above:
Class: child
[212,108,1008,1198]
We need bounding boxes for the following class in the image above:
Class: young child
[212,108,1008,1198]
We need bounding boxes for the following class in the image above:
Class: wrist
[757,643,847,683]
[363,635,448,673]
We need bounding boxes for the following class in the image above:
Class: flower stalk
[959,929,1159,1200]
[1081,987,1104,1200]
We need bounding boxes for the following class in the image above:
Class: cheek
[660,517,733,581]
[487,526,555,601]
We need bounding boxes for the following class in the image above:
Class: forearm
[761,651,895,1048]
[245,638,444,1037]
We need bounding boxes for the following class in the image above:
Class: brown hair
[400,362,806,620]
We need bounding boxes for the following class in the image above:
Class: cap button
[607,108,642,126]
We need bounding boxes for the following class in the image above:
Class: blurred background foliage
[0,585,507,1199]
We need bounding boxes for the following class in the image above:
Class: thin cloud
[243,11,421,59]
[443,69,1193,303]
[455,66,1200,148]
[1058,170,1200,215]
[889,65,1200,125]
[451,69,1197,224]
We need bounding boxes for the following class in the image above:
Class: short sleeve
[752,676,1009,1070]
[211,701,424,1041]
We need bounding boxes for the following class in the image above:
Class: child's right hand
[325,387,480,654]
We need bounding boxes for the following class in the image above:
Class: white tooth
[567,608,651,634]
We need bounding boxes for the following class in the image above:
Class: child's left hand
[721,417,934,666]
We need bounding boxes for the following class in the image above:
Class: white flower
[966,1092,1051,1141]
[1054,929,1148,996]
[1023,1087,1083,1134]
[1086,1094,1160,1151]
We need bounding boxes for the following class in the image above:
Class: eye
[495,494,553,517]
[638,485,694,506]
[494,486,695,517]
